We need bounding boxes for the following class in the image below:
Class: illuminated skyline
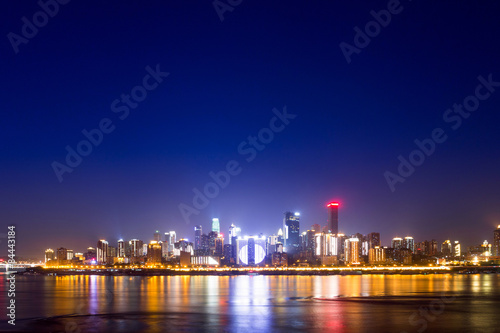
[2,2,500,259]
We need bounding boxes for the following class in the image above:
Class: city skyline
[35,203,500,262]
[2,2,500,261]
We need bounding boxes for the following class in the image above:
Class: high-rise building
[283,212,300,253]
[314,232,337,265]
[311,224,321,232]
[336,233,348,260]
[277,228,284,244]
[215,234,224,256]
[441,240,452,257]
[453,241,461,258]
[147,241,162,264]
[57,247,67,265]
[326,202,339,234]
[129,239,143,257]
[236,236,266,266]
[97,240,108,264]
[154,230,161,242]
[344,238,360,264]
[367,232,380,250]
[415,240,429,255]
[430,239,438,256]
[67,249,74,260]
[45,248,55,263]
[403,237,415,253]
[85,247,97,261]
[369,246,386,264]
[107,246,116,261]
[167,231,176,253]
[391,237,403,250]
[174,239,194,256]
[194,225,202,250]
[302,230,316,254]
[229,224,241,244]
[212,218,220,233]
[494,225,500,256]
[118,239,125,257]
[161,241,169,259]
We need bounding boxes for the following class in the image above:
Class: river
[1,273,499,332]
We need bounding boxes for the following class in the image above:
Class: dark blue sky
[2,1,500,258]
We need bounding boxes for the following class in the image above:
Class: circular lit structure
[238,243,266,265]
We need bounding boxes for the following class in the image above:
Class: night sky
[2,1,500,258]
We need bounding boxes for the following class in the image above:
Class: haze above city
[2,1,500,258]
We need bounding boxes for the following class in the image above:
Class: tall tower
[153,230,161,242]
[212,218,220,233]
[96,240,108,264]
[494,225,500,256]
[283,212,300,253]
[367,232,380,250]
[229,223,241,245]
[194,225,202,250]
[391,237,403,250]
[403,236,414,253]
[45,248,55,263]
[327,202,339,234]
[117,239,125,257]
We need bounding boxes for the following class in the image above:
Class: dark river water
[1,273,499,332]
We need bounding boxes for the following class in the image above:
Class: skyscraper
[344,238,360,264]
[212,218,220,233]
[367,232,381,250]
[453,240,461,258]
[229,223,241,244]
[494,225,500,256]
[326,202,339,234]
[57,247,67,265]
[129,239,143,257]
[403,236,414,253]
[147,241,162,264]
[430,239,438,256]
[215,234,224,256]
[97,240,108,264]
[85,247,97,261]
[117,239,125,257]
[441,240,452,257]
[194,225,202,250]
[277,228,284,244]
[167,231,176,253]
[154,230,161,242]
[283,212,300,253]
[391,237,403,250]
[45,248,54,263]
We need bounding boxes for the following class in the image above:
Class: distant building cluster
[44,203,500,268]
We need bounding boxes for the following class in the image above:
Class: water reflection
[3,274,500,332]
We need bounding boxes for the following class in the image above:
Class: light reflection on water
[2,273,500,332]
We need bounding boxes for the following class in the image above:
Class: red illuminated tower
[327,202,339,235]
